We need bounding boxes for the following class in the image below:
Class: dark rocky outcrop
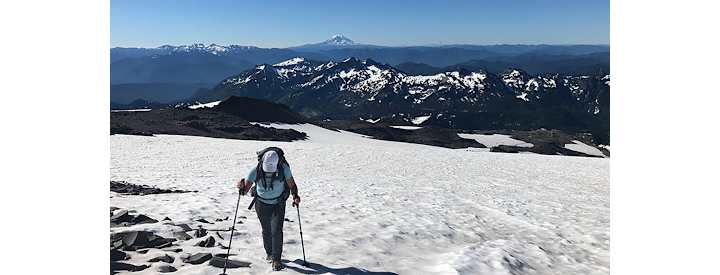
[319,120,483,149]
[111,98,308,141]
[213,96,307,123]
[477,129,607,157]
[111,181,196,195]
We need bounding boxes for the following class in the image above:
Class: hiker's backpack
[252,147,291,200]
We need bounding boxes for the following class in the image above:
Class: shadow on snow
[283,259,398,275]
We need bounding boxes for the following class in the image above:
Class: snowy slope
[111,124,609,275]
[457,133,534,148]
[564,140,606,157]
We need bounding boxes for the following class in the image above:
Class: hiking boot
[264,254,272,263]
[272,260,284,271]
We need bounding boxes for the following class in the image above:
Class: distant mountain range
[189,57,609,143]
[111,35,608,84]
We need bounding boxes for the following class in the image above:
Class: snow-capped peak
[274,57,306,67]
[323,34,355,45]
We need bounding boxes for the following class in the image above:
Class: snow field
[111,124,608,274]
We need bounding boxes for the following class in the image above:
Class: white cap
[261,151,280,172]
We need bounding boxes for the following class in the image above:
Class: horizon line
[111,42,611,49]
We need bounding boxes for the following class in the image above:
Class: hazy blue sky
[111,0,609,48]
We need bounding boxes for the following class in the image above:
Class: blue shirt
[247,163,293,204]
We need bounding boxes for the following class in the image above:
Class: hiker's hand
[237,179,247,195]
[292,195,300,207]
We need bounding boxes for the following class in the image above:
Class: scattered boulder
[156,265,177,273]
[208,256,252,268]
[183,252,212,265]
[110,239,124,250]
[195,236,216,247]
[110,210,131,223]
[110,262,149,273]
[110,209,160,227]
[110,249,129,261]
[149,254,175,263]
[196,218,213,224]
[194,227,207,238]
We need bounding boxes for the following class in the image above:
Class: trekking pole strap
[247,196,257,210]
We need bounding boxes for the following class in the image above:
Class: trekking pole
[296,205,309,267]
[220,189,243,275]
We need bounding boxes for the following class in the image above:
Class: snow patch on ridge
[458,133,534,148]
[274,57,305,67]
[187,101,221,109]
[564,140,605,157]
[412,115,431,125]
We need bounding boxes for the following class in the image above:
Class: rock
[110,249,129,261]
[110,262,149,273]
[163,217,172,221]
[284,218,293,222]
[149,254,175,263]
[136,248,150,254]
[162,247,183,253]
[110,209,131,223]
[173,231,193,241]
[237,220,243,224]
[182,252,212,264]
[195,236,215,247]
[196,218,213,224]
[239,216,247,219]
[132,214,158,224]
[194,227,207,238]
[120,231,152,249]
[156,265,177,273]
[110,240,123,250]
[215,216,229,222]
[117,231,175,250]
[208,256,252,268]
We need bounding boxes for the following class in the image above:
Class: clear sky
[111,0,609,48]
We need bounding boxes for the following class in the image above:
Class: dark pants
[255,200,286,261]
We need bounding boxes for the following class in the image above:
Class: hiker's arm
[286,177,299,196]
[236,178,254,195]
[287,177,300,206]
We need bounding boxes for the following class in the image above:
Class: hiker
[236,147,301,271]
